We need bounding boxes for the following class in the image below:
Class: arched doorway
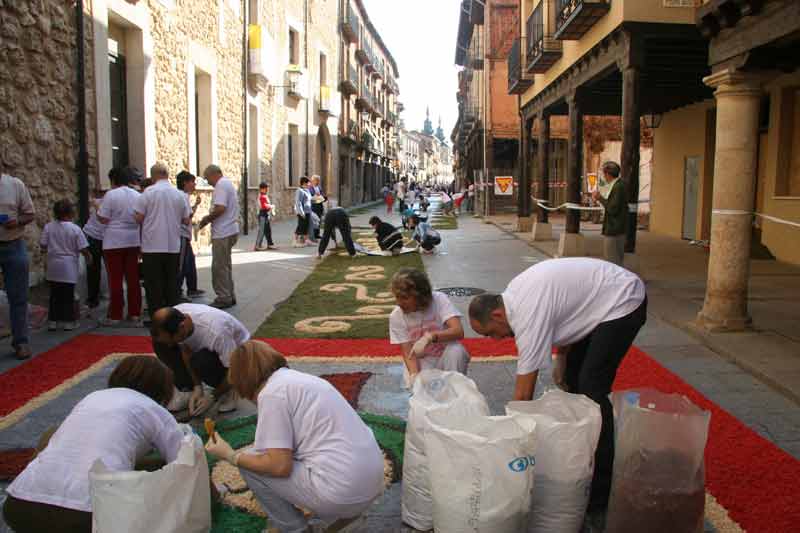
[316,124,332,198]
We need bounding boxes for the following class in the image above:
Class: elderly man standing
[198,165,239,309]
[134,163,191,318]
[0,173,35,360]
[150,303,250,415]
[592,161,628,267]
[468,257,647,517]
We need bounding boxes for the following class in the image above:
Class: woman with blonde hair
[389,268,470,387]
[205,341,384,532]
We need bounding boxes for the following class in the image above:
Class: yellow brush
[205,418,216,443]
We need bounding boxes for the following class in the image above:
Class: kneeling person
[408,215,441,255]
[318,207,356,258]
[150,303,250,416]
[369,216,403,255]
[389,268,470,386]
[205,341,385,532]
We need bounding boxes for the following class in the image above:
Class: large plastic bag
[606,389,710,533]
[402,370,490,530]
[89,426,211,533]
[507,389,602,533]
[425,410,537,533]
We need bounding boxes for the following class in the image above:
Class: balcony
[526,2,562,73]
[356,84,375,112]
[355,30,370,64]
[373,58,384,80]
[508,38,533,95]
[339,62,358,95]
[319,85,332,115]
[554,0,610,40]
[341,1,359,44]
[363,40,376,72]
[247,24,273,91]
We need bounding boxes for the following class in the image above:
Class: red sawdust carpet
[2,335,799,532]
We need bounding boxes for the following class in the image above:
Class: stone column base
[694,310,752,333]
[531,222,552,241]
[517,216,533,233]
[557,232,585,257]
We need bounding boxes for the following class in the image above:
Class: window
[289,28,299,66]
[194,69,213,177]
[288,124,299,186]
[319,52,327,86]
[776,87,800,197]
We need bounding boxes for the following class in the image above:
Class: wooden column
[621,64,641,253]
[566,93,583,234]
[537,112,550,224]
[485,131,494,216]
[517,118,532,219]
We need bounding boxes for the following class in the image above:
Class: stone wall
[0,1,93,283]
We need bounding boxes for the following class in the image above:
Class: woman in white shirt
[388,268,470,387]
[205,341,385,532]
[97,168,142,325]
[3,356,184,533]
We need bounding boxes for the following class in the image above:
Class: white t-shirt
[176,303,250,367]
[134,180,191,254]
[389,291,462,359]
[0,174,35,242]
[503,258,646,375]
[7,388,183,512]
[39,221,89,284]
[211,177,240,240]
[181,193,193,239]
[253,368,384,505]
[82,202,106,241]
[98,186,142,250]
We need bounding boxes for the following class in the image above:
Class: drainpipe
[76,0,90,225]
[304,0,310,175]
[241,0,249,235]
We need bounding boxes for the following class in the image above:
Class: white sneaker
[217,391,238,413]
[167,389,191,412]
[47,321,57,331]
[62,321,80,331]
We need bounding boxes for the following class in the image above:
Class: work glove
[189,385,213,416]
[205,433,237,464]
[410,333,433,359]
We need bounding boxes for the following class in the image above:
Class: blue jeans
[178,237,198,293]
[0,240,29,346]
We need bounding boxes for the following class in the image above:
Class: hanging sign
[494,176,513,195]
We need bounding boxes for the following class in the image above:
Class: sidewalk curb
[485,216,800,407]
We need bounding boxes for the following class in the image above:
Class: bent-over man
[468,257,647,515]
[150,303,250,416]
[318,207,356,258]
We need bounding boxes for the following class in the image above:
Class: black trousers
[319,210,356,256]
[142,253,180,315]
[311,203,324,239]
[153,340,227,390]
[178,237,198,293]
[419,234,441,251]
[255,212,274,248]
[4,495,91,533]
[295,214,309,237]
[48,281,75,322]
[565,296,648,512]
[85,236,103,307]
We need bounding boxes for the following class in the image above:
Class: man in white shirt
[134,162,191,317]
[468,258,647,514]
[198,165,240,309]
[150,303,250,415]
[0,174,36,359]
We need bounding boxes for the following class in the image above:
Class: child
[40,200,91,331]
[408,215,441,255]
[255,182,277,251]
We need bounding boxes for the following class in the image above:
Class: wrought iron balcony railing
[526,1,562,73]
[554,0,610,41]
[508,38,533,95]
[341,1,359,44]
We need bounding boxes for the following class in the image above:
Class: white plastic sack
[507,389,602,533]
[401,370,490,531]
[426,409,537,533]
[89,426,211,533]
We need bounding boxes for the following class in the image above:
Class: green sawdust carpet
[255,253,424,339]
[429,214,458,231]
[200,413,406,532]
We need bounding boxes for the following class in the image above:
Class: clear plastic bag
[606,389,710,533]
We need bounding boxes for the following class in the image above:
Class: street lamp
[642,112,663,129]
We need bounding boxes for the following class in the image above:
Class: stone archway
[316,124,332,190]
